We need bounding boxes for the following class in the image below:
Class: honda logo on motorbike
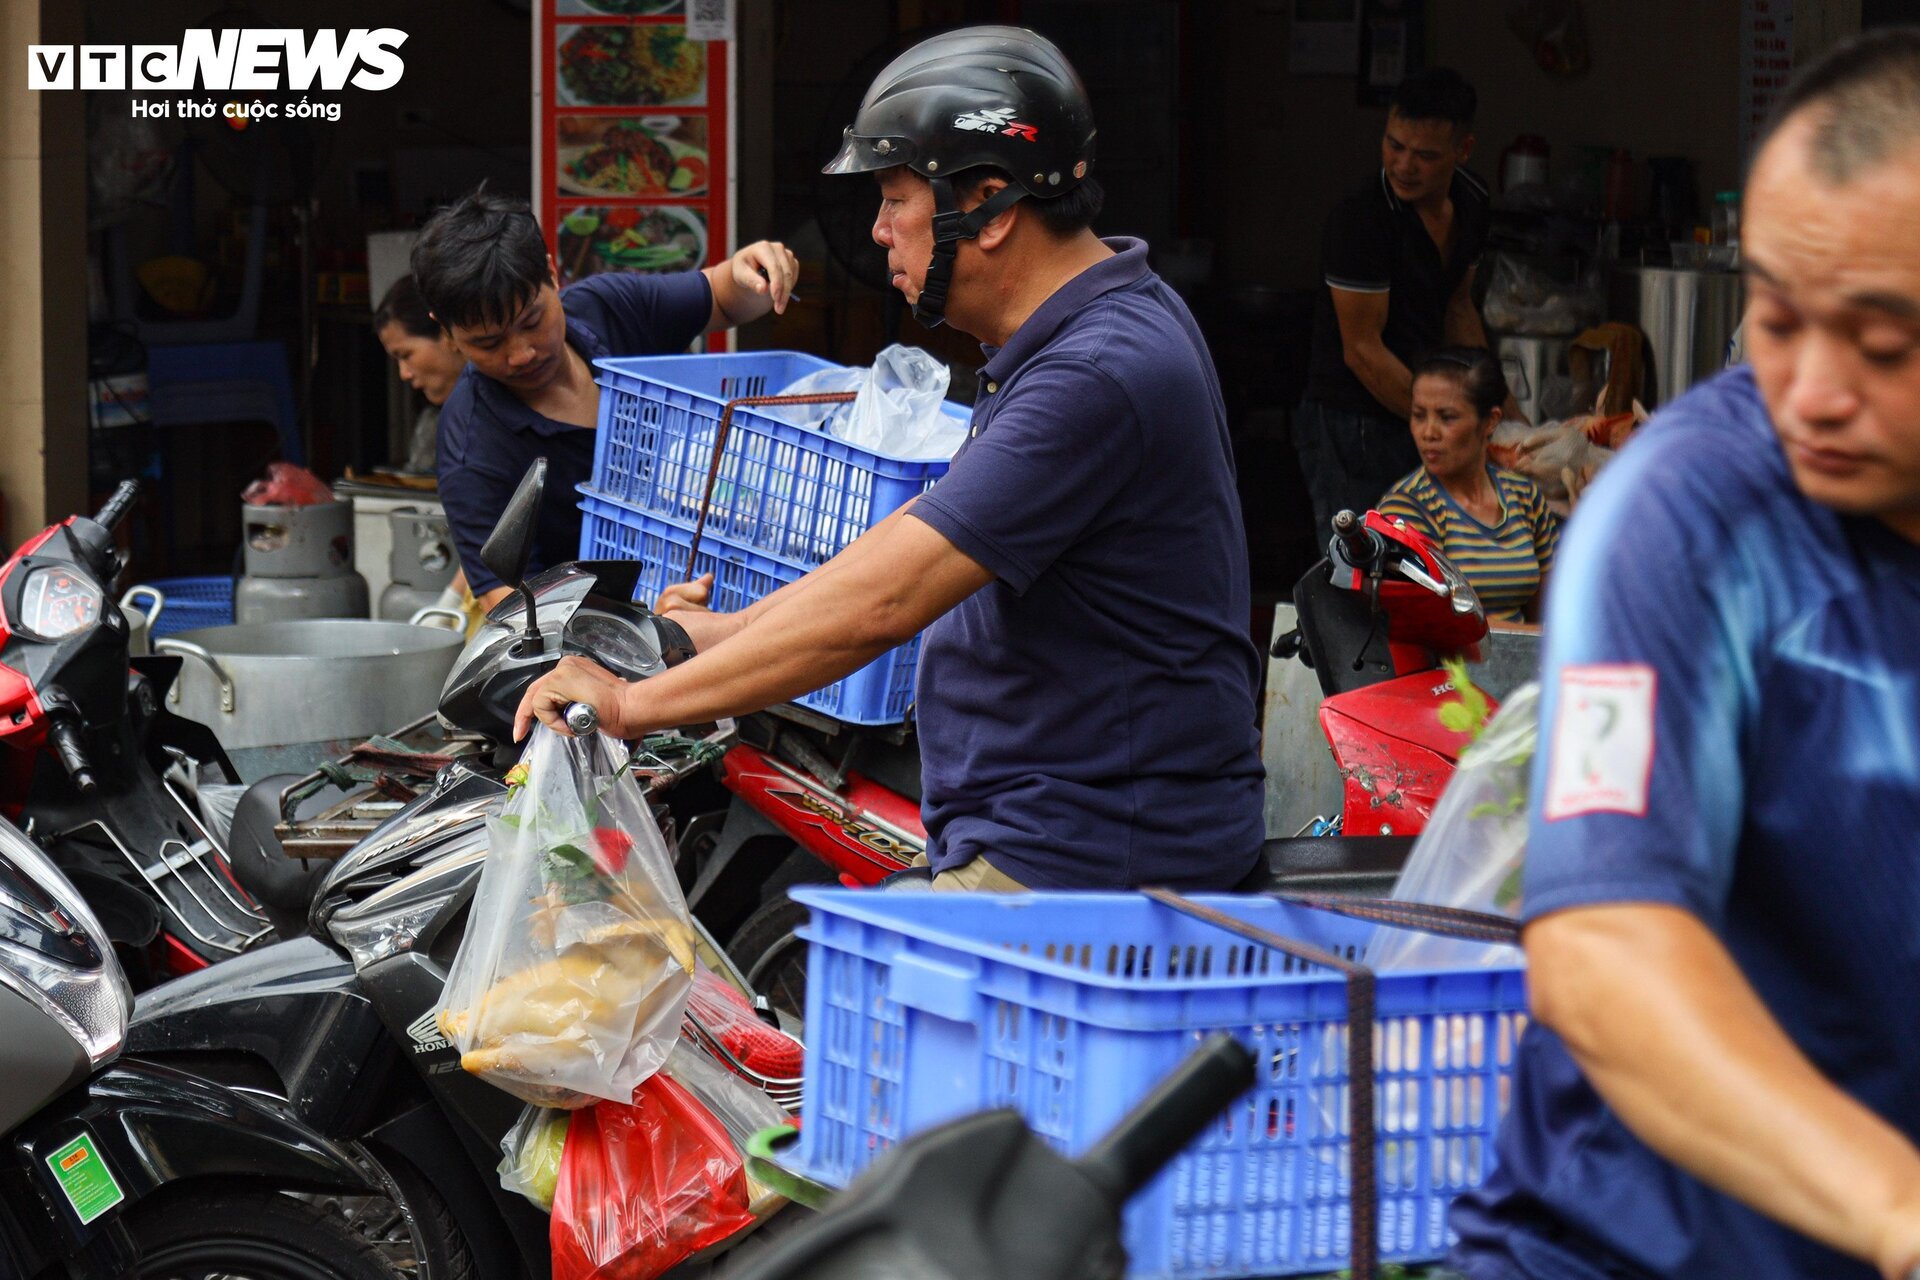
[406,1008,451,1054]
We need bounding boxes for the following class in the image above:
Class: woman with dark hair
[375,275,465,411]
[1376,345,1560,621]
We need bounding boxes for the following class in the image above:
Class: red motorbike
[1273,507,1495,838]
[0,481,269,987]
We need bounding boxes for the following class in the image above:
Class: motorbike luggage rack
[272,719,740,861]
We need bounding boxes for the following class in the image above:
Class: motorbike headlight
[0,819,130,1064]
[326,835,487,971]
[16,567,103,641]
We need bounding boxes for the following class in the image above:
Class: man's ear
[972,177,1017,251]
[546,254,562,288]
[1457,131,1476,166]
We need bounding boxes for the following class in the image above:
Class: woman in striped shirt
[1376,347,1560,622]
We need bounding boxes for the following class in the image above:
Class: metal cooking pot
[153,612,466,750]
[118,585,164,658]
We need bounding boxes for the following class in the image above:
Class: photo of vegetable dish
[556,117,709,197]
[557,205,707,284]
[557,24,706,107]
[556,0,682,14]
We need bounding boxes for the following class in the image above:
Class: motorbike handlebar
[92,481,139,534]
[1330,508,1379,567]
[563,702,599,736]
[1075,1032,1256,1204]
[45,714,98,795]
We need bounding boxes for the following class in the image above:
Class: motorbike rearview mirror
[481,458,547,644]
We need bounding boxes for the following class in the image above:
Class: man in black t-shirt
[1297,68,1514,537]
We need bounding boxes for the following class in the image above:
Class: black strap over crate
[1141,888,1523,1280]
[688,391,861,580]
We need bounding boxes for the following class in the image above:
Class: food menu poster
[1740,0,1791,160]
[536,0,732,344]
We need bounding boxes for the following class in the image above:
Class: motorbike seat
[226,773,354,919]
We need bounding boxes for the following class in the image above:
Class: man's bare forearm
[1346,339,1414,419]
[1528,905,1920,1274]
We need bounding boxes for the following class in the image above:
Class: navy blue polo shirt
[1449,369,1920,1279]
[910,237,1266,890]
[436,270,712,593]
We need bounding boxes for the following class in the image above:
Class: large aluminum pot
[118,585,164,658]
[153,614,466,750]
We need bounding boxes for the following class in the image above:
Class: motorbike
[0,480,271,988]
[0,787,473,1280]
[3,459,802,1280]
[1271,507,1496,839]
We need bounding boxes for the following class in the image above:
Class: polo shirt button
[985,381,998,393]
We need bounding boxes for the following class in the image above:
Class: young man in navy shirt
[1447,30,1920,1279]
[519,27,1266,892]
[411,188,798,608]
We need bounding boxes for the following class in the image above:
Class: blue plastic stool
[146,341,303,464]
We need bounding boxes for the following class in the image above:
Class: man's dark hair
[1389,67,1477,133]
[953,167,1105,236]
[409,185,551,332]
[372,275,441,341]
[1413,345,1509,419]
[1759,26,1920,184]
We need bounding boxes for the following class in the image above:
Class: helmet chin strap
[912,175,1029,328]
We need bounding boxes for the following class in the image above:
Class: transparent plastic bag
[437,725,696,1108]
[549,1076,757,1280]
[1365,683,1538,971]
[773,346,964,458]
[498,1104,570,1211]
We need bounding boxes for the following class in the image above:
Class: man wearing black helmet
[519,27,1265,893]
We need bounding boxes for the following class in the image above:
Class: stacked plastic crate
[578,351,964,725]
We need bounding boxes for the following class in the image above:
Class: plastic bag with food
[438,725,696,1108]
[498,1104,570,1212]
[1365,680,1538,972]
[241,461,335,507]
[549,1074,758,1280]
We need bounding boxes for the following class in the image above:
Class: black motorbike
[3,461,801,1280]
[0,480,271,988]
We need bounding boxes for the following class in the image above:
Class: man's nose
[871,208,892,248]
[1786,333,1863,428]
[507,343,536,369]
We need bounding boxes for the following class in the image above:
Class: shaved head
[1759,27,1920,185]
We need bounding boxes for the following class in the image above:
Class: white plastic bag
[497,1104,569,1211]
[437,725,696,1108]
[772,346,965,459]
[1365,683,1538,971]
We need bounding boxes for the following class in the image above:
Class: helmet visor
[821,127,918,176]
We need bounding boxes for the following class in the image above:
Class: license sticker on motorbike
[1544,664,1657,821]
[44,1132,125,1225]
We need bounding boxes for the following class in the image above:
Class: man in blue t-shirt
[517,27,1265,891]
[1448,31,1920,1280]
[409,187,798,607]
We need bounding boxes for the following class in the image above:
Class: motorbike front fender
[7,1056,375,1252]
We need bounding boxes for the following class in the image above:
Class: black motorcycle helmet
[822,26,1097,327]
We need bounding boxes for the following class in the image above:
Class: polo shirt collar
[469,308,610,438]
[1378,167,1486,216]
[981,237,1150,382]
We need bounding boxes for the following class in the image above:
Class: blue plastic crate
[128,576,234,639]
[789,889,1529,1279]
[589,351,963,568]
[578,489,921,726]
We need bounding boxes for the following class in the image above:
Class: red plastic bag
[242,462,334,507]
[550,1074,757,1280]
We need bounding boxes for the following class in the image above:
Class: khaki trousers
[908,853,1030,893]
